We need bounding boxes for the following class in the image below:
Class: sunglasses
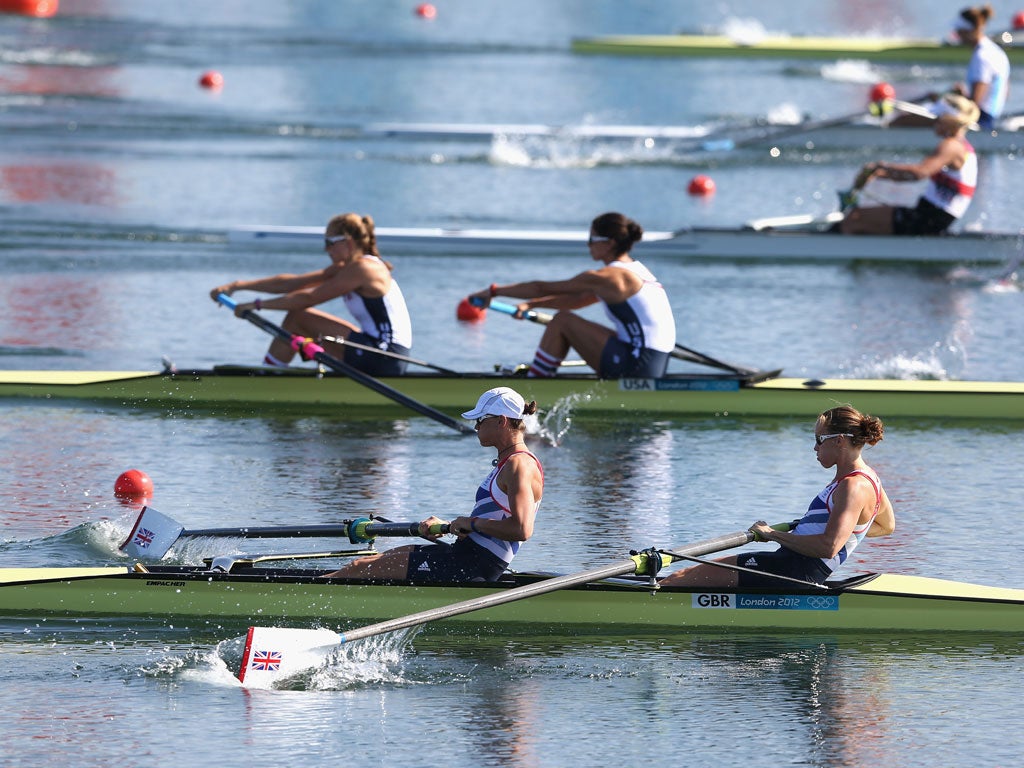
[815,433,852,446]
[324,235,348,248]
[475,415,500,427]
[587,234,612,245]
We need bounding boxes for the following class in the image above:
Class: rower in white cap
[325,387,543,582]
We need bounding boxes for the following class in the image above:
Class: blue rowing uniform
[468,450,544,564]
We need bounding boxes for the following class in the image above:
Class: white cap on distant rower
[462,387,526,420]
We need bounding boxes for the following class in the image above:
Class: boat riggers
[289,335,324,361]
[475,297,764,377]
[215,293,474,435]
[120,506,448,560]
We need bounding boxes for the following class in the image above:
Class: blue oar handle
[469,296,552,325]
[216,293,237,310]
[698,138,736,152]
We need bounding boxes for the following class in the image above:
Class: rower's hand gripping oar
[233,523,787,686]
[215,294,473,435]
[473,297,761,377]
[120,506,449,559]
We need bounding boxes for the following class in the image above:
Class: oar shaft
[321,335,459,375]
[216,294,473,434]
[335,529,756,645]
[183,521,446,540]
[185,524,353,539]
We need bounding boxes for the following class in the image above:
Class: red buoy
[1013,11,1024,29]
[0,0,58,17]
[199,70,224,90]
[114,469,154,499]
[456,297,485,322]
[869,82,895,103]
[415,3,437,19]
[687,175,716,196]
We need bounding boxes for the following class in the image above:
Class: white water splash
[487,134,691,170]
[820,59,882,84]
[764,103,804,125]
[721,18,768,45]
[204,627,419,691]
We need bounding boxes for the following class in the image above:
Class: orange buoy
[199,70,224,90]
[0,0,58,17]
[415,3,437,19]
[114,469,154,499]
[687,175,716,196]
[869,82,895,103]
[456,297,485,322]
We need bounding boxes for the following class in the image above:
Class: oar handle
[470,296,553,325]
[347,518,449,544]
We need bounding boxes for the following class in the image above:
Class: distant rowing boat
[359,115,1024,154]
[1,563,1021,633]
[228,222,1023,264]
[570,32,1024,65]
[1,367,1021,421]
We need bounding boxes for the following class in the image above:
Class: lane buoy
[456,297,485,322]
[868,81,896,116]
[869,82,895,102]
[114,469,154,499]
[0,0,58,17]
[199,70,224,90]
[687,175,715,196]
[415,3,436,19]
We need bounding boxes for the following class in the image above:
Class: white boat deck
[228,222,1023,264]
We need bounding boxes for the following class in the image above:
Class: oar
[475,298,761,376]
[120,506,448,559]
[700,107,875,152]
[234,524,783,685]
[885,98,982,131]
[319,335,460,375]
[215,294,472,435]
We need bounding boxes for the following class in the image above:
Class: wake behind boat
[228,221,1023,264]
[1,560,1022,634]
[0,367,1022,421]
[360,114,1024,155]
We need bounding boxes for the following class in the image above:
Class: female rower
[210,212,412,375]
[468,212,676,378]
[660,405,895,589]
[891,5,1009,130]
[952,4,1010,130]
[325,387,544,582]
[840,94,980,235]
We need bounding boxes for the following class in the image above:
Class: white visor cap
[462,387,526,420]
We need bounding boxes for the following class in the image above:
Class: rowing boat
[1,563,1021,633]
[1,367,1022,421]
[359,115,1024,154]
[228,222,1024,264]
[570,32,1024,65]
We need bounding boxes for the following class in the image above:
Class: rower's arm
[867,488,895,537]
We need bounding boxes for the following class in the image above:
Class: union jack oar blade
[119,506,184,559]
[235,626,343,687]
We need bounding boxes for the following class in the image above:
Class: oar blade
[119,506,184,559]
[236,626,342,687]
